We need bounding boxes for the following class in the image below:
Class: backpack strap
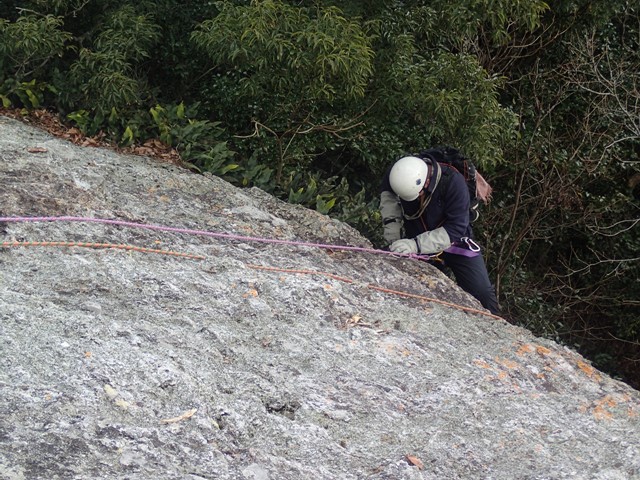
[402,160,442,221]
[414,147,485,223]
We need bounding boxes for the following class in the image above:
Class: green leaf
[150,105,164,125]
[109,107,119,124]
[221,164,240,174]
[25,89,39,108]
[122,126,134,145]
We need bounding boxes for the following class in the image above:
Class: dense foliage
[1,0,638,387]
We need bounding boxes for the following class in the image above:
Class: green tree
[191,0,375,182]
[0,14,71,107]
[482,0,640,385]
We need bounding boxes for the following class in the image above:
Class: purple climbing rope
[0,215,430,261]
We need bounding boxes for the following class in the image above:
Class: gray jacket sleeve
[379,191,402,222]
[379,191,403,244]
[415,227,453,254]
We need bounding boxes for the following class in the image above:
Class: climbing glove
[389,238,419,254]
[383,220,402,244]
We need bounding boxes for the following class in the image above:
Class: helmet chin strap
[403,161,441,221]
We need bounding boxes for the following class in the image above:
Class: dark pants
[433,252,500,315]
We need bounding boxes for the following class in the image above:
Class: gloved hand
[383,220,402,244]
[389,238,419,254]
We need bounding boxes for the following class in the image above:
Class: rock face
[0,115,638,480]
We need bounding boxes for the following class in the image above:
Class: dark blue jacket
[381,156,473,245]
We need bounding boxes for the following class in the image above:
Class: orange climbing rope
[247,264,503,321]
[1,240,205,260]
[1,239,501,320]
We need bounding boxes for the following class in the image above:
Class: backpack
[416,146,492,223]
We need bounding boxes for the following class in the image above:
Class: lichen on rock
[1,115,638,480]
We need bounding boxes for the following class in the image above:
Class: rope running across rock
[0,215,501,320]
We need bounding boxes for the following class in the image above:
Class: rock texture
[0,115,639,480]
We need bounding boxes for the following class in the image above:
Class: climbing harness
[444,237,481,258]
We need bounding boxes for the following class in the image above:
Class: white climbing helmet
[389,156,429,201]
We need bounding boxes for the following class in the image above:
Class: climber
[379,153,500,315]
